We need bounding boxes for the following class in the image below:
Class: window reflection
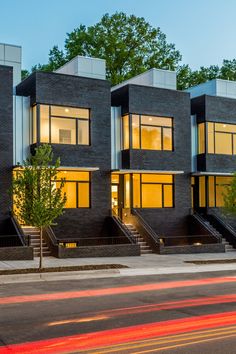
[123,114,173,151]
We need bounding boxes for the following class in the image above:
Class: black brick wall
[192,94,236,173]
[0,66,13,233]
[16,72,111,239]
[112,84,192,236]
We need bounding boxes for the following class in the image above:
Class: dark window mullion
[49,106,52,143]
[76,119,78,145]
[76,182,79,208]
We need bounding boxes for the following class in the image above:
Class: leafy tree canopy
[21,12,236,89]
[24,12,181,85]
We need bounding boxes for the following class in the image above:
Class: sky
[0,0,236,71]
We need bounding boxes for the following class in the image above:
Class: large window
[132,174,174,208]
[32,104,90,145]
[55,171,90,208]
[194,175,232,208]
[198,122,236,155]
[208,176,232,207]
[122,114,173,151]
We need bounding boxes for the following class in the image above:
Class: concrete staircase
[21,226,51,257]
[204,220,236,253]
[125,223,152,254]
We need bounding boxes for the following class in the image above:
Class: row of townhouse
[0,42,235,259]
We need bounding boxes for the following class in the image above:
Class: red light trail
[0,276,236,305]
[1,311,236,353]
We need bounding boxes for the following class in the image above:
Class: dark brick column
[0,65,13,232]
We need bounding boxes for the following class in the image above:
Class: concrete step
[141,250,153,254]
[226,249,236,252]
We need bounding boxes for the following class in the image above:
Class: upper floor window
[32,104,90,145]
[198,122,236,155]
[122,114,173,151]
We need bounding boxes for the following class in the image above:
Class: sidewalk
[0,252,236,284]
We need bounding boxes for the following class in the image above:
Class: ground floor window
[192,175,232,208]
[55,171,90,208]
[209,176,232,207]
[111,173,174,210]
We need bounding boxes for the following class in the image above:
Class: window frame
[199,121,236,155]
[132,173,174,208]
[122,113,174,151]
[55,171,91,209]
[33,104,90,146]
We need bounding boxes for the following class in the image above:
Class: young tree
[223,173,236,215]
[12,144,66,269]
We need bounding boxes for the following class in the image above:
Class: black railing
[112,214,138,244]
[0,235,23,247]
[131,209,161,252]
[193,212,221,242]
[161,234,216,247]
[58,236,131,247]
[11,216,29,246]
[206,213,236,248]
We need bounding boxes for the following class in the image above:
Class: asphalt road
[0,270,236,353]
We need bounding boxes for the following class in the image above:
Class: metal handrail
[162,234,214,239]
[210,212,236,238]
[193,212,221,242]
[131,209,160,245]
[112,214,137,244]
[11,215,28,246]
[44,225,58,246]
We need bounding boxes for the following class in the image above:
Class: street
[0,271,236,353]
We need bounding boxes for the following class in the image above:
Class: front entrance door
[111,184,119,216]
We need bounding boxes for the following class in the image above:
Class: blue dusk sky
[0,0,235,71]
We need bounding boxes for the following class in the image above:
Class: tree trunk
[39,226,43,270]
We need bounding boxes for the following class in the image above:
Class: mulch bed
[185,259,236,265]
[0,264,128,275]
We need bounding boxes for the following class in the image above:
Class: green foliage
[223,173,236,215]
[24,12,236,89]
[12,144,66,227]
[21,69,30,81]
[31,12,181,85]
[177,60,236,90]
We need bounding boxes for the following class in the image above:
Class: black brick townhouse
[0,42,235,259]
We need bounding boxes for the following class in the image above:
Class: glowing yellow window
[164,185,173,207]
[59,182,77,208]
[78,183,90,208]
[215,133,232,155]
[207,123,214,153]
[198,123,205,154]
[142,184,162,208]
[122,115,129,149]
[40,105,49,143]
[132,115,140,149]
[133,174,140,208]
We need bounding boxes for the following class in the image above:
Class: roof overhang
[58,166,99,172]
[112,169,184,175]
[13,166,100,172]
[192,171,234,176]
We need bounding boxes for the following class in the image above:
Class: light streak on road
[1,276,236,305]
[47,293,236,326]
[1,311,236,353]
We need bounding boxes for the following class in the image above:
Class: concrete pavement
[0,252,236,284]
